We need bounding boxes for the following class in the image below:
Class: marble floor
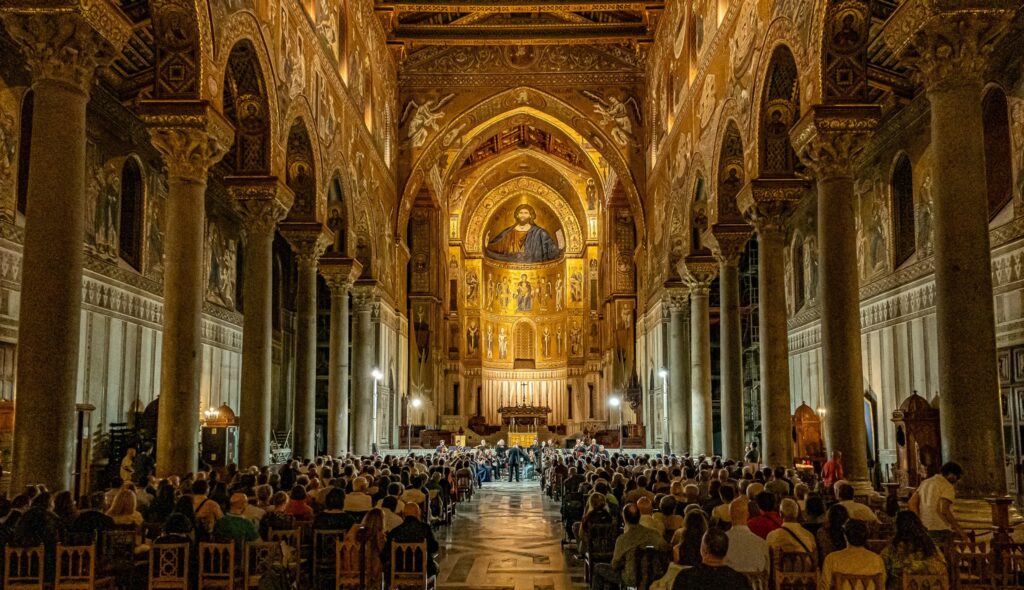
[436,479,587,590]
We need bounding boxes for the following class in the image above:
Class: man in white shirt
[836,484,880,524]
[343,477,373,512]
[766,498,816,555]
[724,497,769,575]
[909,461,963,545]
[820,520,886,589]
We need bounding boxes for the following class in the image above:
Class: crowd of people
[0,436,970,590]
[540,445,964,590]
[0,448,493,588]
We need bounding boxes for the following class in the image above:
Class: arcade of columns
[0,0,1021,518]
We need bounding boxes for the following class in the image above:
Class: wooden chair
[456,476,473,501]
[4,545,45,590]
[198,542,235,590]
[148,543,189,590]
[771,549,817,590]
[583,522,617,583]
[950,537,994,588]
[745,571,770,590]
[902,574,949,590]
[100,528,138,579]
[335,538,364,590]
[996,541,1024,589]
[630,545,670,590]
[389,541,434,590]
[313,530,347,590]
[267,528,302,564]
[243,542,284,590]
[833,572,884,590]
[56,543,115,590]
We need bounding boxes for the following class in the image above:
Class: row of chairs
[3,538,435,590]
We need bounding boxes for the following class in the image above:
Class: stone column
[683,261,717,455]
[665,288,690,454]
[280,223,332,460]
[792,105,879,489]
[707,228,751,462]
[319,256,362,456]
[139,102,233,477]
[2,5,130,491]
[350,283,379,456]
[228,177,293,468]
[884,3,1016,499]
[739,179,805,468]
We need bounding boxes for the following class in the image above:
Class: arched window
[327,177,347,254]
[891,154,915,267]
[982,88,1013,219]
[118,158,144,270]
[16,90,33,216]
[272,251,283,330]
[235,242,244,312]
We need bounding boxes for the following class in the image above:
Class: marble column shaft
[687,278,714,455]
[229,178,292,468]
[887,9,1015,498]
[281,225,331,460]
[753,207,795,468]
[666,290,690,454]
[320,257,362,456]
[350,285,378,456]
[717,259,744,461]
[140,103,232,478]
[3,9,129,491]
[792,107,878,488]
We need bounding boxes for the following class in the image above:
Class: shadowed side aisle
[436,479,587,590]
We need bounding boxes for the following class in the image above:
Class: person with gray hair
[766,497,816,555]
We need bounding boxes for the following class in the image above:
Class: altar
[499,402,550,447]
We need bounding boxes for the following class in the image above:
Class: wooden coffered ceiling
[375,0,663,50]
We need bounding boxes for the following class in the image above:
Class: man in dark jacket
[507,444,526,482]
[385,503,439,576]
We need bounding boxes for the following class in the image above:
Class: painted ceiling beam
[378,0,662,11]
[390,23,652,44]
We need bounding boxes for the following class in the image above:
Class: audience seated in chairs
[591,502,670,589]
[669,528,751,589]
[315,487,357,532]
[880,511,946,588]
[820,520,886,589]
[385,503,439,578]
[212,492,260,552]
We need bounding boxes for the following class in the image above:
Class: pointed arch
[222,39,272,175]
[399,87,645,242]
[757,45,801,178]
[284,119,319,222]
[890,152,915,267]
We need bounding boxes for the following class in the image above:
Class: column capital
[351,282,381,312]
[226,176,294,238]
[280,221,333,267]
[320,256,363,295]
[738,177,807,225]
[664,286,690,313]
[882,0,1015,93]
[138,100,234,182]
[1,0,132,92]
[705,223,752,267]
[681,257,718,296]
[790,104,880,180]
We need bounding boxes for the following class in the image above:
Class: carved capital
[227,176,294,238]
[1,1,132,92]
[351,282,380,312]
[882,0,1015,93]
[790,104,880,180]
[319,256,363,295]
[664,286,690,313]
[739,178,806,239]
[280,222,333,267]
[139,100,234,182]
[705,222,752,266]
[681,256,718,295]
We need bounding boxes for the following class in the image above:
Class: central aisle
[436,480,587,590]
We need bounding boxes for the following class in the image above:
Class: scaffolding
[740,240,762,442]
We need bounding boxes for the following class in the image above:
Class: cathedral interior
[1,0,1024,524]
